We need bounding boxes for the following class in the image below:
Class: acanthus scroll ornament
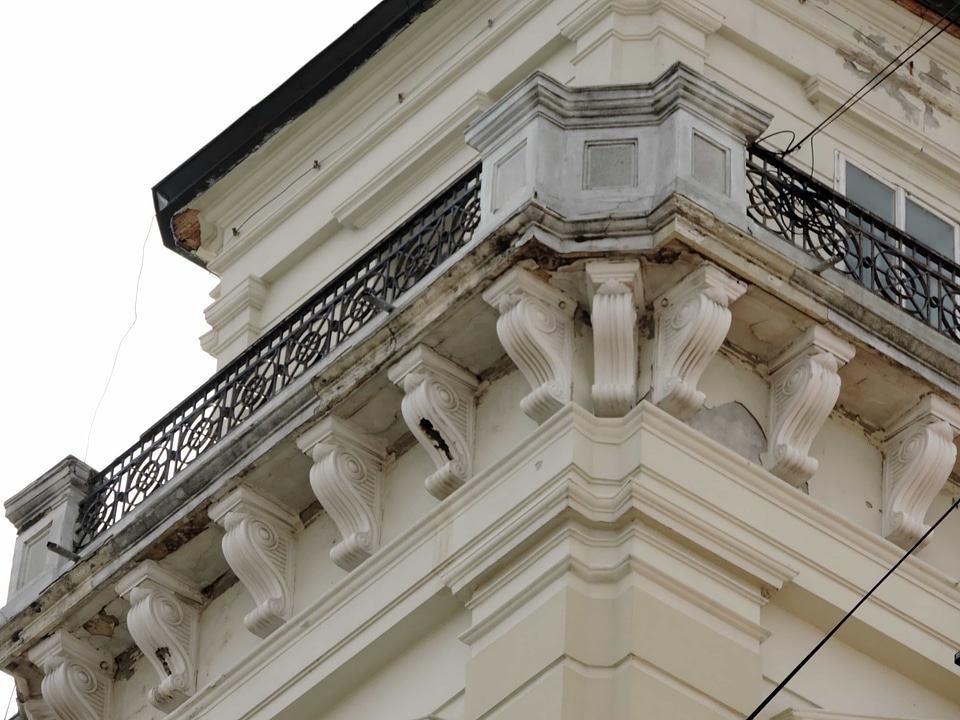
[115,561,202,712]
[209,486,302,638]
[585,260,642,417]
[882,395,960,549]
[762,326,855,486]
[28,631,113,720]
[652,264,746,420]
[388,345,479,500]
[482,267,576,424]
[297,416,388,571]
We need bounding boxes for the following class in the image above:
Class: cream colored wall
[198,0,960,367]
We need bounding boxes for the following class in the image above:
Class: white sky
[0,1,381,713]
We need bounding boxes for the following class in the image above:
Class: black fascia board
[152,0,439,267]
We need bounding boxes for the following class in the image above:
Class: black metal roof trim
[152,0,439,267]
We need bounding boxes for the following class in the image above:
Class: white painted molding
[27,631,112,720]
[585,260,642,417]
[296,416,388,570]
[115,561,202,712]
[388,345,480,500]
[882,395,960,550]
[762,326,856,487]
[208,487,303,638]
[22,698,59,720]
[774,708,934,720]
[651,264,745,420]
[482,267,576,424]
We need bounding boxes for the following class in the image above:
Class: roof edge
[152,0,439,267]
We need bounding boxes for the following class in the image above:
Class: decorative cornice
[27,631,112,720]
[762,326,856,487]
[296,416,388,570]
[559,0,724,41]
[882,395,960,550]
[387,345,479,500]
[115,561,202,712]
[585,260,642,417]
[208,487,302,638]
[651,264,745,420]
[482,267,577,424]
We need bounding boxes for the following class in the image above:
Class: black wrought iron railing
[746,145,960,341]
[75,167,481,551]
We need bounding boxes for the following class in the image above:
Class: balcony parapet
[746,144,960,343]
[70,167,480,553]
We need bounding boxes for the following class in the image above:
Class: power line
[83,216,154,463]
[745,492,960,720]
[787,0,960,154]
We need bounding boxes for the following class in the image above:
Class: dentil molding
[27,631,112,720]
[652,264,745,420]
[482,267,576,424]
[762,326,856,487]
[586,260,642,417]
[208,486,303,638]
[115,561,203,712]
[882,395,960,549]
[388,344,479,500]
[296,416,389,570]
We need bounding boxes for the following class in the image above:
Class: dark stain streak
[156,646,173,676]
[419,419,452,460]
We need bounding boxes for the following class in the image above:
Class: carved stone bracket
[388,345,479,500]
[209,487,303,638]
[586,260,642,417]
[761,326,855,487]
[882,395,960,550]
[652,264,746,420]
[115,561,202,712]
[482,267,576,424]
[296,416,388,571]
[28,631,112,720]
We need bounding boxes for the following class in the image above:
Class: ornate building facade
[3,1,960,719]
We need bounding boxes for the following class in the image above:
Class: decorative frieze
[388,345,479,500]
[209,487,302,638]
[482,267,576,424]
[296,416,388,570]
[882,395,960,549]
[115,561,202,712]
[28,631,112,720]
[585,260,642,417]
[652,264,745,420]
[762,327,855,487]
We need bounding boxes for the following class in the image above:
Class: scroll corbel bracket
[882,395,960,550]
[482,267,576,424]
[388,345,479,500]
[297,416,388,571]
[762,326,855,486]
[116,561,202,713]
[209,486,302,638]
[586,260,642,417]
[28,631,113,720]
[652,264,746,420]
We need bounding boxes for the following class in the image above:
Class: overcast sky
[0,1,381,712]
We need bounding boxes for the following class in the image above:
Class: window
[836,155,960,330]
[838,155,959,259]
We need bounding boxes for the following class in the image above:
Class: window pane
[846,164,895,224]
[906,200,955,258]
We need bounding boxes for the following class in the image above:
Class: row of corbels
[22,261,960,720]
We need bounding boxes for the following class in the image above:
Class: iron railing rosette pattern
[746,145,960,341]
[75,167,481,551]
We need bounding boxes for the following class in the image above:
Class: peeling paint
[838,49,922,125]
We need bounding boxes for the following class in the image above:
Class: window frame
[835,152,960,261]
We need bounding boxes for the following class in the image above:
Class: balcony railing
[74,167,481,551]
[746,144,960,341]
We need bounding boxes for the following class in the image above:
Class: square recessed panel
[584,140,638,189]
[692,133,729,195]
